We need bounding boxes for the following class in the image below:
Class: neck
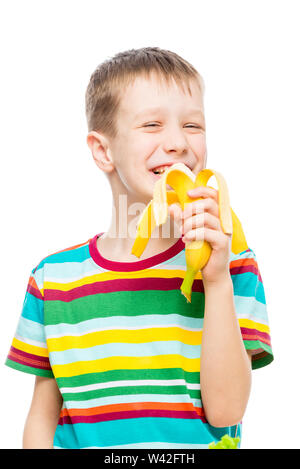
[99,185,181,261]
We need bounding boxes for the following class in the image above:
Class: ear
[86,131,114,173]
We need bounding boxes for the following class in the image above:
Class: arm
[170,185,252,428]
[200,275,252,427]
[23,376,63,449]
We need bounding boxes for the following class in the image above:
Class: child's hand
[169,186,232,285]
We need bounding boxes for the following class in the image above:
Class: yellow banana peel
[131,163,248,303]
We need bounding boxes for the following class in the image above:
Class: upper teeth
[152,166,170,174]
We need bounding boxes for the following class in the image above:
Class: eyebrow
[134,106,205,120]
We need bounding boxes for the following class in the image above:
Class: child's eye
[143,123,202,128]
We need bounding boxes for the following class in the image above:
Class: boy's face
[102,73,206,202]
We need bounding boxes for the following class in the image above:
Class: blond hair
[85,47,204,139]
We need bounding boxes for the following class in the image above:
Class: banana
[131,191,179,258]
[131,163,248,303]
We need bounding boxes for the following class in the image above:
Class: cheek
[189,136,207,166]
[113,133,153,168]
[192,135,206,155]
[133,133,159,156]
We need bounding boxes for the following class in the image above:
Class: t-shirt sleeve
[230,247,274,370]
[5,263,54,378]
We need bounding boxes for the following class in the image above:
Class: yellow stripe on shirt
[52,354,201,378]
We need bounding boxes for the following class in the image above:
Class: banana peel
[131,163,248,302]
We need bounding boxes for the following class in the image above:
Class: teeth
[152,165,170,174]
[152,164,192,175]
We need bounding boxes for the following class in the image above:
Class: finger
[183,227,230,249]
[181,198,219,220]
[181,212,221,236]
[168,203,182,222]
[187,186,219,202]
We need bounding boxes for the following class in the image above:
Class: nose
[162,125,188,155]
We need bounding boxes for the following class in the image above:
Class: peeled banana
[131,163,248,303]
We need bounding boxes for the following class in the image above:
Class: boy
[5,47,273,449]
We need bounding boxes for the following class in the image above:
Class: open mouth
[151,165,172,175]
[151,163,192,176]
[150,164,193,191]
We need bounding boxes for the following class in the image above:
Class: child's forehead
[126,72,201,95]
[119,73,203,113]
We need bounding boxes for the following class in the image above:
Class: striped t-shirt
[5,232,273,449]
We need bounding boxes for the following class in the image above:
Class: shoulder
[229,247,262,281]
[32,235,94,278]
[230,247,258,266]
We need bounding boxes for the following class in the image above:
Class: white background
[0,0,299,449]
